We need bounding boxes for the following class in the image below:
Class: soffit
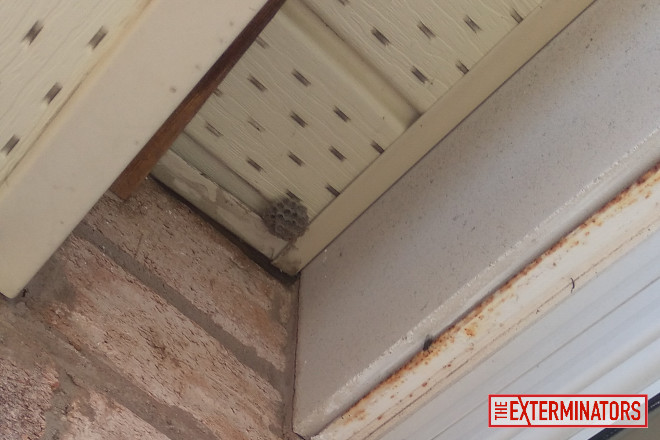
[152,0,590,272]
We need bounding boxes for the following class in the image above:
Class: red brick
[38,236,283,440]
[84,180,290,371]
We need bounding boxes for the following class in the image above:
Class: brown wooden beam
[110,0,286,199]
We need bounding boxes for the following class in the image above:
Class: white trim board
[0,0,267,298]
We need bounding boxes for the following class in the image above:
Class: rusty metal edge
[313,144,660,439]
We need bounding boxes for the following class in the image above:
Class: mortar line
[73,222,286,393]
[41,363,87,440]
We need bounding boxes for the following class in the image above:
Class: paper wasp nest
[263,196,309,241]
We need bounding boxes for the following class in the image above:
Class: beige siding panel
[187,95,338,216]
[171,132,269,214]
[184,0,418,218]
[147,0,585,275]
[0,0,149,182]
[0,0,268,298]
[301,0,542,112]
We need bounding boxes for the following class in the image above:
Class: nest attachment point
[264,197,309,241]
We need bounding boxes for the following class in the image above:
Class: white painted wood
[301,0,542,112]
[184,0,418,217]
[152,151,288,259]
[0,0,149,182]
[0,0,267,298]
[274,0,595,275]
[314,136,660,439]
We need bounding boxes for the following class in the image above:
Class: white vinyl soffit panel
[0,0,268,297]
[0,0,149,183]
[151,0,591,273]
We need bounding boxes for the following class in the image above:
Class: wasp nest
[263,197,309,241]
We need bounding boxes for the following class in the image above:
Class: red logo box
[489,394,648,428]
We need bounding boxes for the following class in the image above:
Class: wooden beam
[110,0,286,199]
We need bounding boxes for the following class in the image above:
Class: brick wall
[0,179,299,440]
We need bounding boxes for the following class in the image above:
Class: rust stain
[333,160,660,430]
[351,408,366,421]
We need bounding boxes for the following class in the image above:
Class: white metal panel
[0,0,149,182]
[301,0,542,112]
